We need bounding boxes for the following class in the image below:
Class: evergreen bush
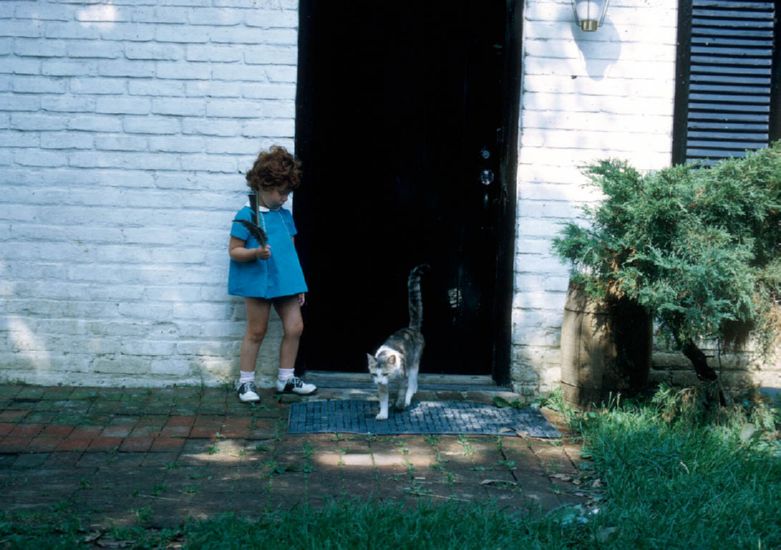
[553,143,781,388]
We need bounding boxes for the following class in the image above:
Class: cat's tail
[408,264,430,331]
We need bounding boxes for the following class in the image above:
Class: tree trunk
[681,339,727,406]
[681,340,717,381]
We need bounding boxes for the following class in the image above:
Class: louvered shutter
[673,0,779,164]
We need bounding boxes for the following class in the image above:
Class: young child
[228,145,317,402]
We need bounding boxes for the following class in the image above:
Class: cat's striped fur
[367,264,429,420]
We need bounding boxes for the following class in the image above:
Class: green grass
[569,386,781,549]
[182,502,584,549]
[0,500,582,549]
[1,386,778,549]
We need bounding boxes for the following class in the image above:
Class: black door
[295,0,513,378]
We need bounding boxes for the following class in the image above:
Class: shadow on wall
[570,20,622,80]
[3,316,53,382]
[1,257,54,382]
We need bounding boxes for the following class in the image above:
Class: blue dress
[228,205,308,299]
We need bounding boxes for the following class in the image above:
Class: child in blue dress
[228,145,317,402]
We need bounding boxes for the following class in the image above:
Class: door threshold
[303,371,509,392]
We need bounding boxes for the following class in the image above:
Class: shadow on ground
[0,384,593,530]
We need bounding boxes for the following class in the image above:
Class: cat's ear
[366,353,376,369]
[388,355,396,365]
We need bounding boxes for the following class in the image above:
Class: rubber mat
[287,400,560,438]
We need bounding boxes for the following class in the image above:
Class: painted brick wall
[0,0,298,387]
[9,0,765,395]
[512,0,679,395]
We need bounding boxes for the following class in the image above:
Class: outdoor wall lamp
[572,0,609,31]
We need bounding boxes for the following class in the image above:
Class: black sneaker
[237,381,260,403]
[275,376,317,395]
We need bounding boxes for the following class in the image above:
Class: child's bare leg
[274,296,304,373]
[273,296,316,394]
[239,298,272,374]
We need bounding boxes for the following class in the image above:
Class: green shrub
[553,144,781,380]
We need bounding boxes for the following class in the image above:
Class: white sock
[278,369,294,383]
[240,371,255,384]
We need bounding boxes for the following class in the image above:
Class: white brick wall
[512,0,679,395]
[10,0,758,396]
[0,0,299,388]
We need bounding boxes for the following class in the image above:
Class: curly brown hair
[245,145,302,192]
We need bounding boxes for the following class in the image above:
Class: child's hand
[255,245,271,260]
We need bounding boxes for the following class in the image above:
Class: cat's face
[367,353,400,385]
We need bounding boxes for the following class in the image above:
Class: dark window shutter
[673,0,780,165]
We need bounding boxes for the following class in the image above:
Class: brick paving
[0,384,591,529]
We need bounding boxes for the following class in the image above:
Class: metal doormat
[287,400,560,438]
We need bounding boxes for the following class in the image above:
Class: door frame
[294,0,523,386]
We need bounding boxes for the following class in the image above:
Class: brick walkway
[0,384,588,529]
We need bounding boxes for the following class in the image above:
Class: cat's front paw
[375,412,388,420]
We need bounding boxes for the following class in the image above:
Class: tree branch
[681,339,727,406]
[681,340,718,381]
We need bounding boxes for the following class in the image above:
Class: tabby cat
[367,264,429,420]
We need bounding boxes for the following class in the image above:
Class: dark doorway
[295,1,520,380]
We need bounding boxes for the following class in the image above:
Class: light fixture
[572,0,609,32]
